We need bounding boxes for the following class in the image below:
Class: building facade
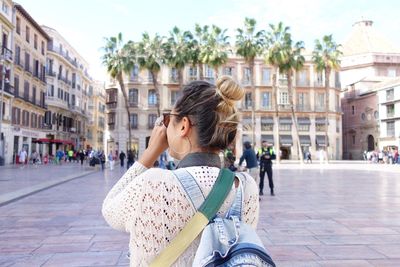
[375,78,400,152]
[42,25,92,156]
[86,80,106,151]
[341,20,400,159]
[0,0,14,164]
[105,54,343,160]
[6,4,49,164]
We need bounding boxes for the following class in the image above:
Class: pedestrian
[68,149,73,162]
[19,148,27,169]
[238,141,258,182]
[79,150,85,165]
[108,151,114,171]
[31,151,39,167]
[98,150,106,171]
[306,150,312,163]
[127,150,134,169]
[257,141,276,196]
[119,151,126,168]
[102,76,259,265]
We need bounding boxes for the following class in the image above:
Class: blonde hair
[174,77,244,150]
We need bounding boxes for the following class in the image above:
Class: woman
[102,76,259,266]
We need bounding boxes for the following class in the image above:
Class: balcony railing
[387,112,395,118]
[386,93,394,101]
[315,106,326,112]
[106,102,117,109]
[295,105,312,112]
[47,70,56,77]
[314,81,324,87]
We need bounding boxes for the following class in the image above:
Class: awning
[50,139,75,145]
[279,117,292,124]
[261,135,274,145]
[279,135,293,146]
[297,117,311,125]
[299,135,311,146]
[32,138,51,144]
[261,117,274,124]
[316,135,328,146]
[315,117,328,124]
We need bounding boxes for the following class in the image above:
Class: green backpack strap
[150,168,235,267]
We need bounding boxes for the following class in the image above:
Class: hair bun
[215,76,244,112]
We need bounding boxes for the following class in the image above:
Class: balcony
[315,106,326,112]
[314,81,324,87]
[47,70,56,77]
[387,112,395,118]
[1,46,12,62]
[296,105,312,112]
[386,93,394,102]
[106,102,117,109]
[0,82,14,95]
[169,76,179,84]
[278,104,291,111]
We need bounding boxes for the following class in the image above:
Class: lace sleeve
[241,172,260,228]
[102,161,148,231]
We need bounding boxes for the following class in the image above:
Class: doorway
[367,135,374,151]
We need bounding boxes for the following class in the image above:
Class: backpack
[172,169,276,267]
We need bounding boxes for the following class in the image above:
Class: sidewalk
[0,162,97,206]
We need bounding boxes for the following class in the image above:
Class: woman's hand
[139,118,169,168]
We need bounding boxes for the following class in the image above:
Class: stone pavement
[0,163,399,266]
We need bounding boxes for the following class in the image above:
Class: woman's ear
[180,117,191,137]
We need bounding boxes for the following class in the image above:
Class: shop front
[279,135,293,160]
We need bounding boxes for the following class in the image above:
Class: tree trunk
[324,68,330,163]
[249,60,256,148]
[199,63,204,80]
[287,69,304,163]
[117,73,132,151]
[151,71,161,116]
[272,67,280,163]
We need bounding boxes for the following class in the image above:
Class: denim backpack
[172,169,276,267]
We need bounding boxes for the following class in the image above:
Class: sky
[16,0,400,81]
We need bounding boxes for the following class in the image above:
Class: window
[188,66,197,79]
[316,72,323,86]
[24,52,30,72]
[130,65,139,81]
[14,76,19,97]
[12,107,21,124]
[34,34,37,49]
[386,88,394,101]
[361,113,366,121]
[243,67,251,84]
[245,92,252,109]
[298,124,310,131]
[22,110,30,127]
[148,89,157,106]
[279,124,291,131]
[170,68,178,82]
[130,114,138,129]
[16,17,21,34]
[25,26,30,43]
[41,41,45,55]
[31,113,37,128]
[171,91,180,106]
[129,88,138,107]
[242,116,252,131]
[279,91,288,105]
[261,92,271,109]
[262,68,271,85]
[223,67,234,76]
[388,69,396,77]
[316,93,325,110]
[147,71,153,82]
[316,123,326,131]
[297,92,309,111]
[2,2,9,14]
[107,112,115,124]
[387,121,395,136]
[148,114,157,129]
[32,86,36,104]
[351,105,355,115]
[204,65,214,80]
[14,45,20,65]
[387,104,395,118]
[352,135,356,145]
[23,81,29,100]
[296,69,308,86]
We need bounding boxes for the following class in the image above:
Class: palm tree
[278,35,306,162]
[164,26,193,88]
[264,22,291,162]
[102,33,135,150]
[312,35,342,162]
[192,24,209,80]
[136,32,165,116]
[236,17,265,148]
[200,25,230,81]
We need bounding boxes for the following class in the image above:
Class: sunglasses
[162,113,180,127]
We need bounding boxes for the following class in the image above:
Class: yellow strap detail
[150,212,209,267]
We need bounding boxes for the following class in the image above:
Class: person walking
[98,150,106,171]
[239,141,258,183]
[119,151,126,168]
[127,150,134,169]
[31,151,39,167]
[257,141,276,196]
[108,151,115,171]
[78,150,85,165]
[19,148,27,169]
[102,76,259,265]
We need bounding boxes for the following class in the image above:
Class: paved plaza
[0,162,399,266]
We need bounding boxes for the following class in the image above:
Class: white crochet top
[102,162,259,267]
